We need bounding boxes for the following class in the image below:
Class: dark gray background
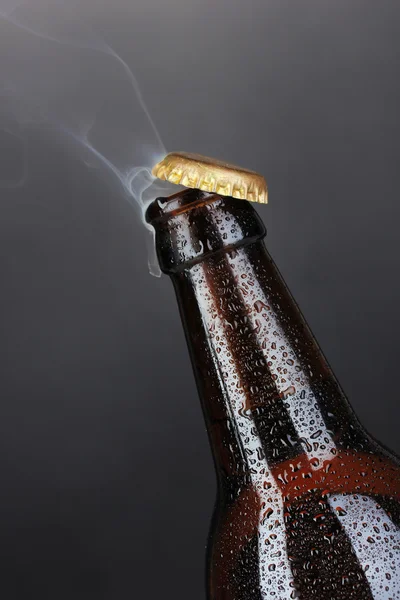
[0,0,399,598]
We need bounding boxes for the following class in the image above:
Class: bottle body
[146,189,400,600]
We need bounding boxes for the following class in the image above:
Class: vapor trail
[0,0,177,276]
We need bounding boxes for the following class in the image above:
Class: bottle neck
[174,240,341,466]
[146,190,372,489]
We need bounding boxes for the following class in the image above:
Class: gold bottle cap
[152,151,268,204]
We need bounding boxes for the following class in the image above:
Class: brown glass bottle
[146,188,400,600]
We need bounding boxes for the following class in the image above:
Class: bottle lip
[145,188,224,225]
[146,187,266,274]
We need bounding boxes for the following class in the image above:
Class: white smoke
[0,0,179,276]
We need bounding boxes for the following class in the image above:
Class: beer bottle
[146,152,400,600]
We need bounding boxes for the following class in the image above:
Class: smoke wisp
[0,0,177,276]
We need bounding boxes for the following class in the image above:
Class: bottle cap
[152,151,268,204]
